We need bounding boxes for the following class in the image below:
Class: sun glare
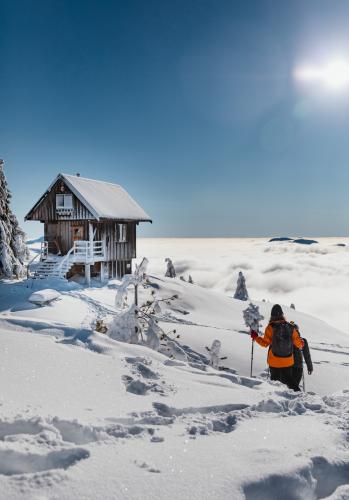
[295,59,349,91]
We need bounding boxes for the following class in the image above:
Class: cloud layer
[138,238,349,333]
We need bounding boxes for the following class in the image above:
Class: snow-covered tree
[243,303,264,333]
[165,258,176,278]
[0,160,28,278]
[233,271,249,301]
[110,259,179,352]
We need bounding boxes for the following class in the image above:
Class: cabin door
[71,225,84,243]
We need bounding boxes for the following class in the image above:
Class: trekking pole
[300,344,305,391]
[302,352,306,392]
[250,334,254,378]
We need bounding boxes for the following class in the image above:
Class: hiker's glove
[250,331,258,341]
[308,369,313,375]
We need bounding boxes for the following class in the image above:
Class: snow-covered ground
[0,238,348,499]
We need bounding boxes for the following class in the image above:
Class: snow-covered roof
[26,173,152,222]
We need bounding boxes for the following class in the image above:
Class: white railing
[73,240,105,262]
[56,245,76,278]
[55,240,105,278]
[40,241,48,261]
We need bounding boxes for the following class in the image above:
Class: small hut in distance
[25,173,152,283]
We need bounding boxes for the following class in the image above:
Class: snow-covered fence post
[234,271,249,301]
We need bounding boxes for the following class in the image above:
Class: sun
[294,59,349,91]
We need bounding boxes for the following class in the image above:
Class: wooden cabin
[25,173,152,283]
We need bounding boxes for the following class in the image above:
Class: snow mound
[28,289,61,306]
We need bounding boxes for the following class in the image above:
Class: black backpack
[271,322,294,357]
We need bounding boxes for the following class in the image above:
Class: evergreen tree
[165,258,176,278]
[243,303,264,333]
[188,275,194,284]
[290,303,296,310]
[0,160,28,278]
[234,271,249,301]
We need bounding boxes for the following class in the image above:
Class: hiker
[251,304,304,391]
[290,322,313,389]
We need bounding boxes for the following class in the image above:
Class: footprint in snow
[0,447,89,476]
[123,356,173,395]
[243,456,349,500]
[0,415,159,477]
[134,460,161,473]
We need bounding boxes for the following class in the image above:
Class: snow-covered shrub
[144,317,162,351]
[243,303,264,333]
[205,339,228,369]
[290,303,295,310]
[233,271,249,301]
[0,160,29,278]
[109,304,141,343]
[110,258,179,352]
[165,258,176,278]
[208,339,221,368]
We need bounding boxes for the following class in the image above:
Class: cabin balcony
[40,240,106,264]
[70,240,105,264]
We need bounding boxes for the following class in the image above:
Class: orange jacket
[255,320,303,368]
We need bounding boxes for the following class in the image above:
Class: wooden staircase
[32,255,73,280]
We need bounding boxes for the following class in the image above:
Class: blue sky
[2,0,349,238]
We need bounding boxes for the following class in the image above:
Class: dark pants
[292,367,303,388]
[270,366,301,391]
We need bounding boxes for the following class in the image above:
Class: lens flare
[294,59,349,91]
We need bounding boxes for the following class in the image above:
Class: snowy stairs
[32,255,73,280]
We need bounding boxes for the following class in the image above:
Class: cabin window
[117,223,127,242]
[56,194,73,209]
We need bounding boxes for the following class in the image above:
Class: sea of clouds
[138,237,349,334]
